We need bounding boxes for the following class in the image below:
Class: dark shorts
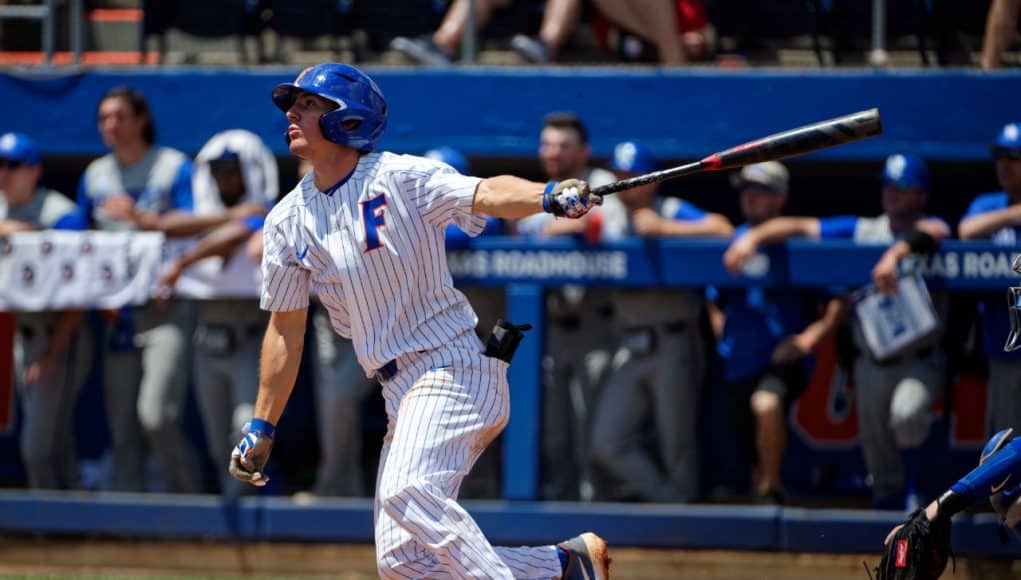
[727,363,809,464]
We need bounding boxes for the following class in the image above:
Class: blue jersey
[962,192,1020,358]
[77,146,194,231]
[710,224,822,382]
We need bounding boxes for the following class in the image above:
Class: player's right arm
[723,216,822,274]
[252,308,307,426]
[958,197,1021,240]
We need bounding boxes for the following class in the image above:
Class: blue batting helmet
[272,63,387,153]
[424,146,469,174]
[882,154,930,191]
[610,141,659,174]
[0,132,40,165]
[993,122,1021,158]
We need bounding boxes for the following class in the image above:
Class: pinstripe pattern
[261,152,487,374]
[374,332,561,579]
[261,151,560,577]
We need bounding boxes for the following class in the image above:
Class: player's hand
[872,252,900,295]
[723,234,757,275]
[101,194,136,221]
[229,421,274,487]
[771,333,813,364]
[22,352,58,384]
[543,179,600,218]
[155,262,183,303]
[631,208,663,236]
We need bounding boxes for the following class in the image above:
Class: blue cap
[0,132,40,165]
[424,146,469,174]
[981,428,1014,465]
[610,141,659,174]
[993,122,1021,154]
[882,154,930,191]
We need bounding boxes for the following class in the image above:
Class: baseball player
[724,154,951,510]
[710,162,845,504]
[78,86,200,493]
[590,141,732,502]
[517,112,617,501]
[877,427,1021,579]
[157,129,276,497]
[958,122,1021,434]
[0,132,91,489]
[229,63,609,579]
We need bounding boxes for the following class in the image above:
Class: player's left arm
[871,217,951,294]
[473,175,600,219]
[471,176,547,218]
[773,297,848,364]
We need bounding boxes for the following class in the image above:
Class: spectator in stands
[390,0,581,65]
[156,129,276,497]
[517,112,616,500]
[724,154,950,510]
[590,141,732,502]
[590,0,713,65]
[78,86,205,493]
[710,162,844,504]
[958,122,1021,433]
[0,133,90,489]
[980,0,1020,69]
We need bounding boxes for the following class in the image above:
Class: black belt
[375,359,398,382]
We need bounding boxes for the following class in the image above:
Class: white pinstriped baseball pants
[374,332,562,579]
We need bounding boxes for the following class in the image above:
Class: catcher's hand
[542,179,600,218]
[874,509,951,580]
[228,421,274,487]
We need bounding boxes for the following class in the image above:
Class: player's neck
[2,187,34,208]
[114,141,149,167]
[310,149,360,192]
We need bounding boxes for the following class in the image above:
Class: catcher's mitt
[873,509,952,580]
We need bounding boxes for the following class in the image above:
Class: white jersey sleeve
[404,156,486,235]
[260,200,311,312]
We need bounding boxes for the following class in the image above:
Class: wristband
[249,418,275,439]
[541,181,557,215]
[903,229,937,254]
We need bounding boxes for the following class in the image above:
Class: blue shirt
[710,224,822,382]
[77,146,194,231]
[962,191,1020,358]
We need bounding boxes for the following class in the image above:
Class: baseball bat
[592,108,883,197]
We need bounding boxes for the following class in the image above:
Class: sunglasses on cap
[0,158,28,170]
[993,146,1021,161]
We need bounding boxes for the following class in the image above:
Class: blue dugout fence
[1,239,1020,555]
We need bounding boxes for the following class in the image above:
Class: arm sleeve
[75,173,94,228]
[951,438,1021,503]
[260,213,310,312]
[962,194,1002,219]
[409,161,486,234]
[817,216,859,239]
[672,200,708,221]
[242,214,266,233]
[52,211,87,231]
[170,159,195,212]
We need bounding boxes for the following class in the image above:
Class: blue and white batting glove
[542,179,601,218]
[229,418,275,487]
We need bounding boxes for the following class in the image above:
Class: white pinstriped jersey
[261,152,487,375]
